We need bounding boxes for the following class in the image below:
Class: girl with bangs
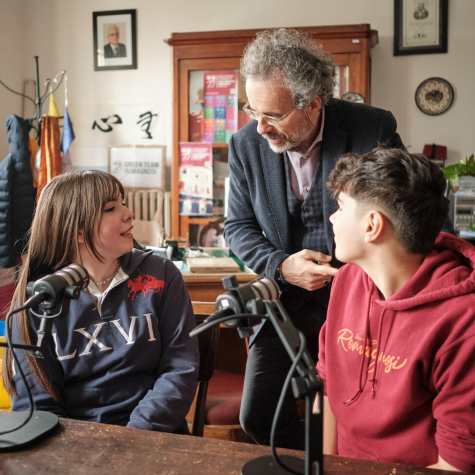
[2,170,199,433]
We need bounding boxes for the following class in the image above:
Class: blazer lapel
[321,100,348,255]
[260,142,291,251]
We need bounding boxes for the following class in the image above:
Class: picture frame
[93,9,137,71]
[108,145,166,190]
[394,0,448,56]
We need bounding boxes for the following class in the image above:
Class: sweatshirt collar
[88,267,129,315]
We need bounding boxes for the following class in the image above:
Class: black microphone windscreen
[248,276,280,301]
[29,263,90,309]
[55,264,89,289]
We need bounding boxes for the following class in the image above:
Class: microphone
[26,263,89,309]
[189,274,324,475]
[25,264,89,358]
[0,265,89,359]
[209,275,280,326]
[0,264,90,447]
[190,276,280,339]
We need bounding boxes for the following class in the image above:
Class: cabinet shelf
[212,143,229,148]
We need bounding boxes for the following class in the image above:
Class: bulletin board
[108,145,166,189]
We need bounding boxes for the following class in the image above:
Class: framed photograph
[394,0,448,56]
[93,9,137,71]
[108,145,166,190]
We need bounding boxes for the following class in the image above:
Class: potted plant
[442,154,475,231]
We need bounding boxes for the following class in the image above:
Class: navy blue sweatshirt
[12,250,199,433]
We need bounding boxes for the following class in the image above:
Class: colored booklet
[179,143,213,215]
[203,70,238,144]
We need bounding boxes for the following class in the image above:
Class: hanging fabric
[48,92,61,119]
[37,115,62,200]
[61,73,74,172]
[28,139,38,187]
[0,115,37,268]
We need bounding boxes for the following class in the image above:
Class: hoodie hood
[369,233,475,311]
[342,232,475,404]
[120,248,153,275]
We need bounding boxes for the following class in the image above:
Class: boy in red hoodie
[316,146,475,472]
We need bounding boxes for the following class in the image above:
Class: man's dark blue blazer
[224,98,404,285]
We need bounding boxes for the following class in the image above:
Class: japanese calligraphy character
[137,111,157,139]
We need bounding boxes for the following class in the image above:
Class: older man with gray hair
[104,25,126,58]
[223,28,404,450]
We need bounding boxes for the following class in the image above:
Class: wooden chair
[190,302,254,443]
[191,310,220,437]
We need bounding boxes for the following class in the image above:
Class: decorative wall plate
[415,77,454,115]
[341,91,365,103]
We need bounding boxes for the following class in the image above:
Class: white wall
[0,0,29,148]
[1,0,474,180]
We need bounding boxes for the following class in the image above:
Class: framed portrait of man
[93,9,137,71]
[394,0,448,55]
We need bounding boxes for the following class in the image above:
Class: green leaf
[442,154,475,192]
[441,164,458,180]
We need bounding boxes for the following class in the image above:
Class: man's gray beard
[264,123,314,154]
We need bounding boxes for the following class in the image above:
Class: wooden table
[0,413,458,474]
[182,270,256,302]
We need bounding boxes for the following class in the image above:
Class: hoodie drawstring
[343,286,386,405]
[369,308,386,399]
[343,289,372,406]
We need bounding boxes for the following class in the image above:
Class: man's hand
[281,249,338,291]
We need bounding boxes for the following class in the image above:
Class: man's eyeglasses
[242,102,297,126]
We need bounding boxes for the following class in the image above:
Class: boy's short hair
[327,145,449,254]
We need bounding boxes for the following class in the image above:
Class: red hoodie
[317,232,475,472]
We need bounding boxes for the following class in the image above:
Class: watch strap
[275,261,288,285]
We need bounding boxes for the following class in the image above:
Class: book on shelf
[179,142,213,215]
[186,257,240,273]
[189,111,204,142]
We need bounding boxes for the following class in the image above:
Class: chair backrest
[191,302,219,437]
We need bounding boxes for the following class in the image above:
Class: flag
[61,107,75,156]
[48,93,60,117]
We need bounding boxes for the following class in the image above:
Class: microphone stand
[0,288,81,451]
[191,297,324,475]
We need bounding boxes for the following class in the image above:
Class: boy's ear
[364,210,386,243]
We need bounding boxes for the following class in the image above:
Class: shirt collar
[288,107,325,160]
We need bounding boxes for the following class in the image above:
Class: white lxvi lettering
[76,323,113,356]
[53,314,155,359]
[52,333,77,361]
[144,313,156,341]
[110,316,138,345]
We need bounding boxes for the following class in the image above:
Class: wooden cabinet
[166,25,378,240]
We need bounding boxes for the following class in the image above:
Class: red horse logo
[128,270,165,300]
